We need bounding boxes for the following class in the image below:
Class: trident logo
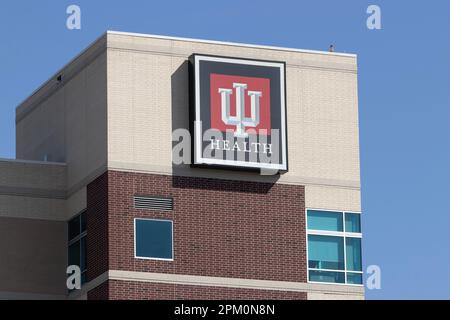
[219,83,262,138]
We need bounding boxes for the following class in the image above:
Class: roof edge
[16,30,357,119]
[107,30,357,58]
[15,32,108,116]
[0,158,67,166]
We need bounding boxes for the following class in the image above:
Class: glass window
[307,210,343,232]
[80,237,87,271]
[68,242,80,267]
[80,211,87,233]
[68,211,87,286]
[308,235,344,270]
[135,219,173,260]
[346,237,362,272]
[309,270,345,284]
[68,215,81,241]
[347,273,363,285]
[345,213,361,233]
[307,209,363,285]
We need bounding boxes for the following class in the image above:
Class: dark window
[68,215,81,241]
[68,210,87,285]
[135,219,173,260]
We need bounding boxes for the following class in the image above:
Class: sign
[190,54,288,171]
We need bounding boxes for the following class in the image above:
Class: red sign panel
[210,74,271,135]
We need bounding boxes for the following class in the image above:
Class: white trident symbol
[218,83,262,138]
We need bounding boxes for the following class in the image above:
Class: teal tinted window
[346,237,362,271]
[308,235,344,270]
[307,210,343,232]
[309,270,345,284]
[345,213,361,233]
[347,273,363,285]
[307,209,363,285]
[135,219,173,260]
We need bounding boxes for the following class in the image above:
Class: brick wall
[87,281,109,300]
[86,172,109,281]
[87,170,307,299]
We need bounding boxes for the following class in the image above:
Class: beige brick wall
[106,32,361,193]
[305,185,361,213]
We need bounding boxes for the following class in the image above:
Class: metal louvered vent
[134,196,174,212]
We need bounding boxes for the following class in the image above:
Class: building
[0,31,363,300]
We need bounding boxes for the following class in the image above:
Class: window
[68,210,87,285]
[345,213,361,233]
[307,210,343,232]
[135,219,173,260]
[308,235,344,270]
[307,210,362,285]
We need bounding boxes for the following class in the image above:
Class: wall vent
[134,196,173,212]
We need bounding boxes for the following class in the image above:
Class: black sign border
[189,54,289,173]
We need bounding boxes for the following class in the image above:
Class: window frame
[134,218,174,262]
[306,208,363,287]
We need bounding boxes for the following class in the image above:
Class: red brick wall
[86,172,109,281]
[87,281,109,300]
[89,280,307,300]
[87,171,307,299]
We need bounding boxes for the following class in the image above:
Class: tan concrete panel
[0,160,66,192]
[308,292,364,300]
[0,195,66,221]
[0,217,67,295]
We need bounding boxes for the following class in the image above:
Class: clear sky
[1,0,449,299]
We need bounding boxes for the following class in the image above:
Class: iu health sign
[190,55,288,171]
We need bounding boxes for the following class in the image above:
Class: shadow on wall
[171,60,191,176]
[171,175,276,194]
[170,60,280,193]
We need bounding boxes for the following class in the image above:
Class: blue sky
[1,1,449,299]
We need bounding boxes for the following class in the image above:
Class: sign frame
[189,54,289,172]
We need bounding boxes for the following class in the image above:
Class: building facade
[0,31,363,300]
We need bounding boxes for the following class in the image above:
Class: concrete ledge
[0,291,66,300]
[73,270,364,300]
